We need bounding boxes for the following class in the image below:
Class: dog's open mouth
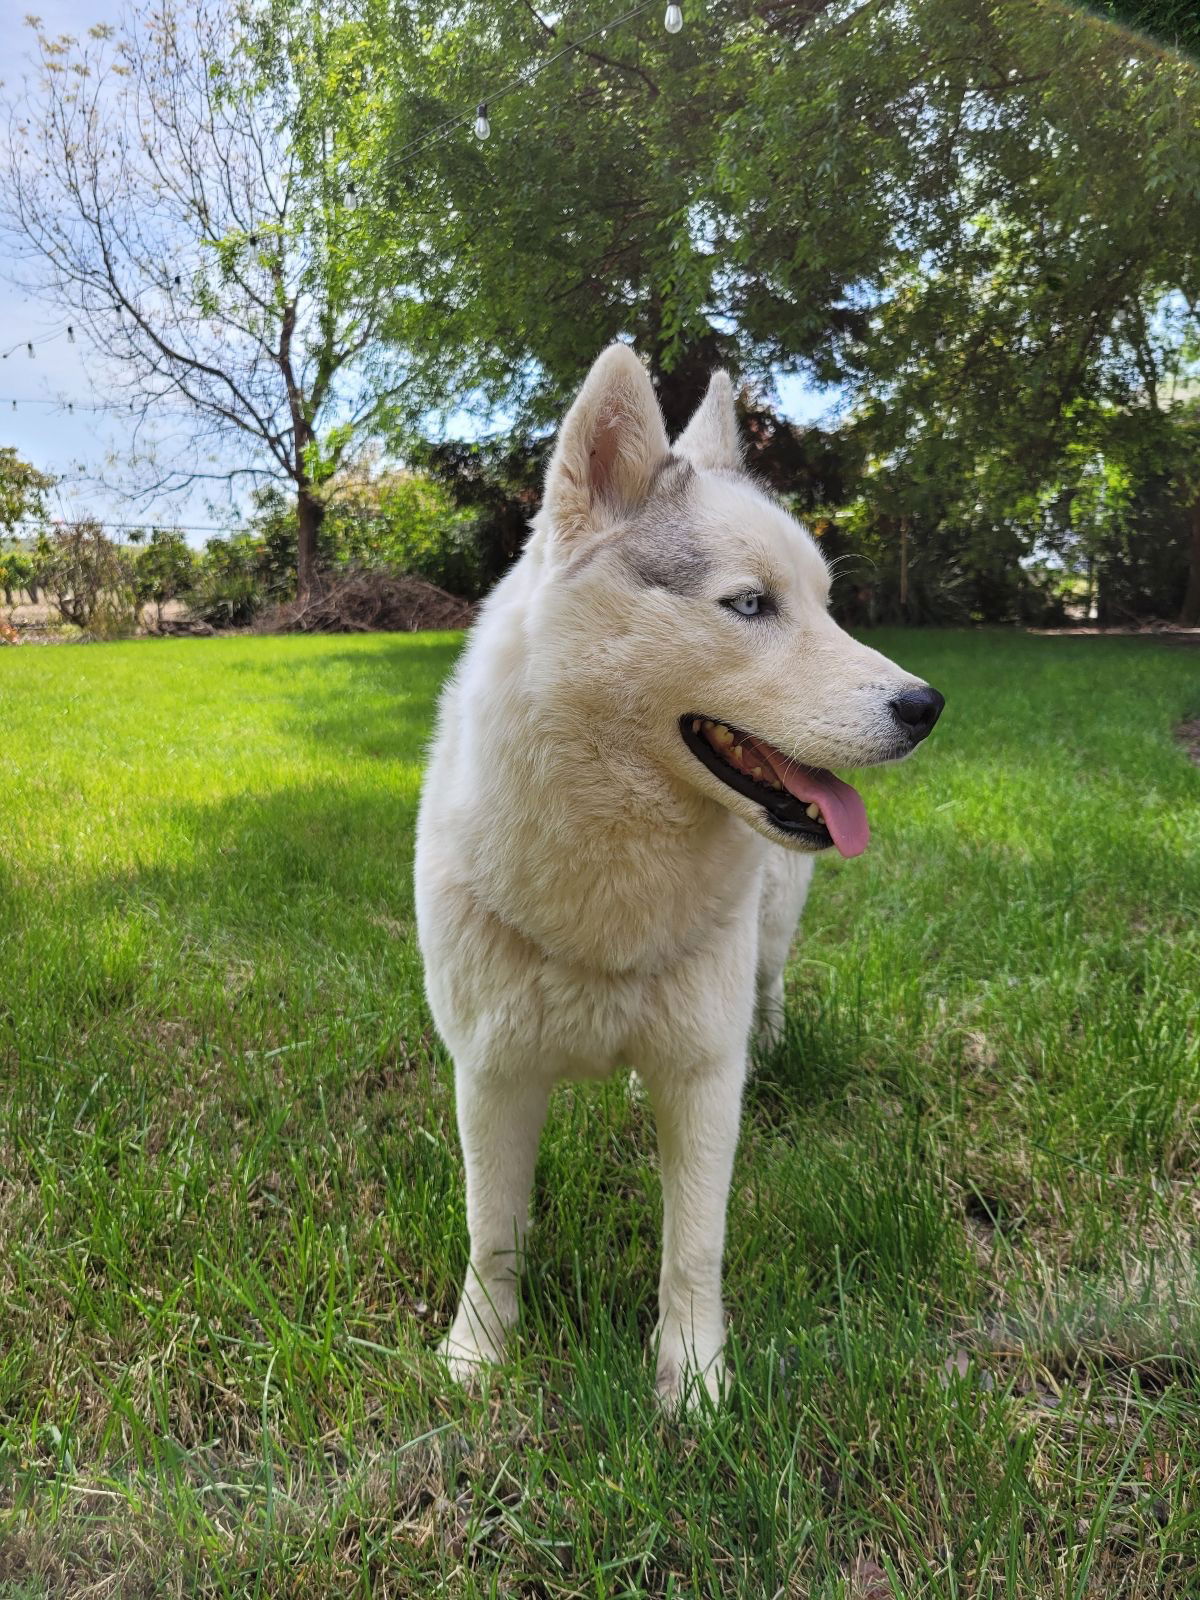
[680,715,870,857]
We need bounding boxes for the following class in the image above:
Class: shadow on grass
[224,634,464,765]
[747,975,871,1121]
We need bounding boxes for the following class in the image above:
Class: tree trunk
[296,485,324,604]
[1180,492,1200,627]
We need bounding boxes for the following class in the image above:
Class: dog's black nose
[889,685,944,744]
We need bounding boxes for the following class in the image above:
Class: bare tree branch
[0,0,408,598]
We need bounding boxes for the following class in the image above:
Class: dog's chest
[480,809,762,975]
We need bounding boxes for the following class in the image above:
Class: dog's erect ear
[673,371,741,473]
[543,344,669,542]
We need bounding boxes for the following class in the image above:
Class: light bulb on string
[346,183,358,210]
[473,102,491,140]
[664,3,683,31]
[67,325,75,344]
[26,342,34,359]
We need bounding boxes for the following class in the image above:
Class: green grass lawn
[1,629,1199,1598]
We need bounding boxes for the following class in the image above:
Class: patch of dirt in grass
[1175,718,1200,767]
[1030,626,1200,646]
[0,1440,454,1599]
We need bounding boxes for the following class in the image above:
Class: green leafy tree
[0,447,54,536]
[0,447,54,609]
[1088,0,1200,57]
[353,0,1200,617]
[726,0,1200,619]
[0,548,34,608]
[131,528,197,625]
[243,468,479,595]
[188,533,270,627]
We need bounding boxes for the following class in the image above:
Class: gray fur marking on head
[619,456,714,597]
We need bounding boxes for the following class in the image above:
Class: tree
[0,548,34,608]
[1,1,419,601]
[1089,0,1200,58]
[131,527,196,625]
[0,447,54,612]
[0,447,54,536]
[7,0,1198,620]
[40,520,136,632]
[720,0,1200,619]
[355,0,1200,617]
[351,0,766,432]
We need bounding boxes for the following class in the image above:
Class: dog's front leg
[441,1064,551,1385]
[641,1058,745,1409]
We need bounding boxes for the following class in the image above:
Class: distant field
[1,629,1199,1598]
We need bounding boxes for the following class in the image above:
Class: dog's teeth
[751,765,763,778]
[692,719,701,733]
[770,777,784,791]
[703,720,714,732]
[805,803,821,821]
[712,724,734,747]
[733,744,744,761]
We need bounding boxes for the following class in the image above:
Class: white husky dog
[415,344,943,1406]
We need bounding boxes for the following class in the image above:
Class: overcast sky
[0,0,834,546]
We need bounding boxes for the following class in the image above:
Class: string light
[0,397,116,411]
[26,343,34,359]
[383,0,660,176]
[664,3,683,32]
[473,103,491,140]
[67,325,75,343]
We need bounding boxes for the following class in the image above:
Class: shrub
[243,472,482,600]
[39,521,138,635]
[186,534,270,626]
[0,547,34,607]
[131,528,197,626]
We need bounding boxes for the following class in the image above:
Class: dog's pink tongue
[749,741,870,858]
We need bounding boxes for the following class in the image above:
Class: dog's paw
[654,1347,727,1415]
[754,974,787,1054]
[439,1335,489,1390]
[754,1008,784,1053]
[439,1312,508,1390]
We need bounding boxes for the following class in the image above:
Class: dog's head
[532,343,944,857]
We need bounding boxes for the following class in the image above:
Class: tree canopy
[4,0,1199,619]
[333,0,1200,618]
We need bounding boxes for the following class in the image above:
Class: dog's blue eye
[726,592,762,617]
